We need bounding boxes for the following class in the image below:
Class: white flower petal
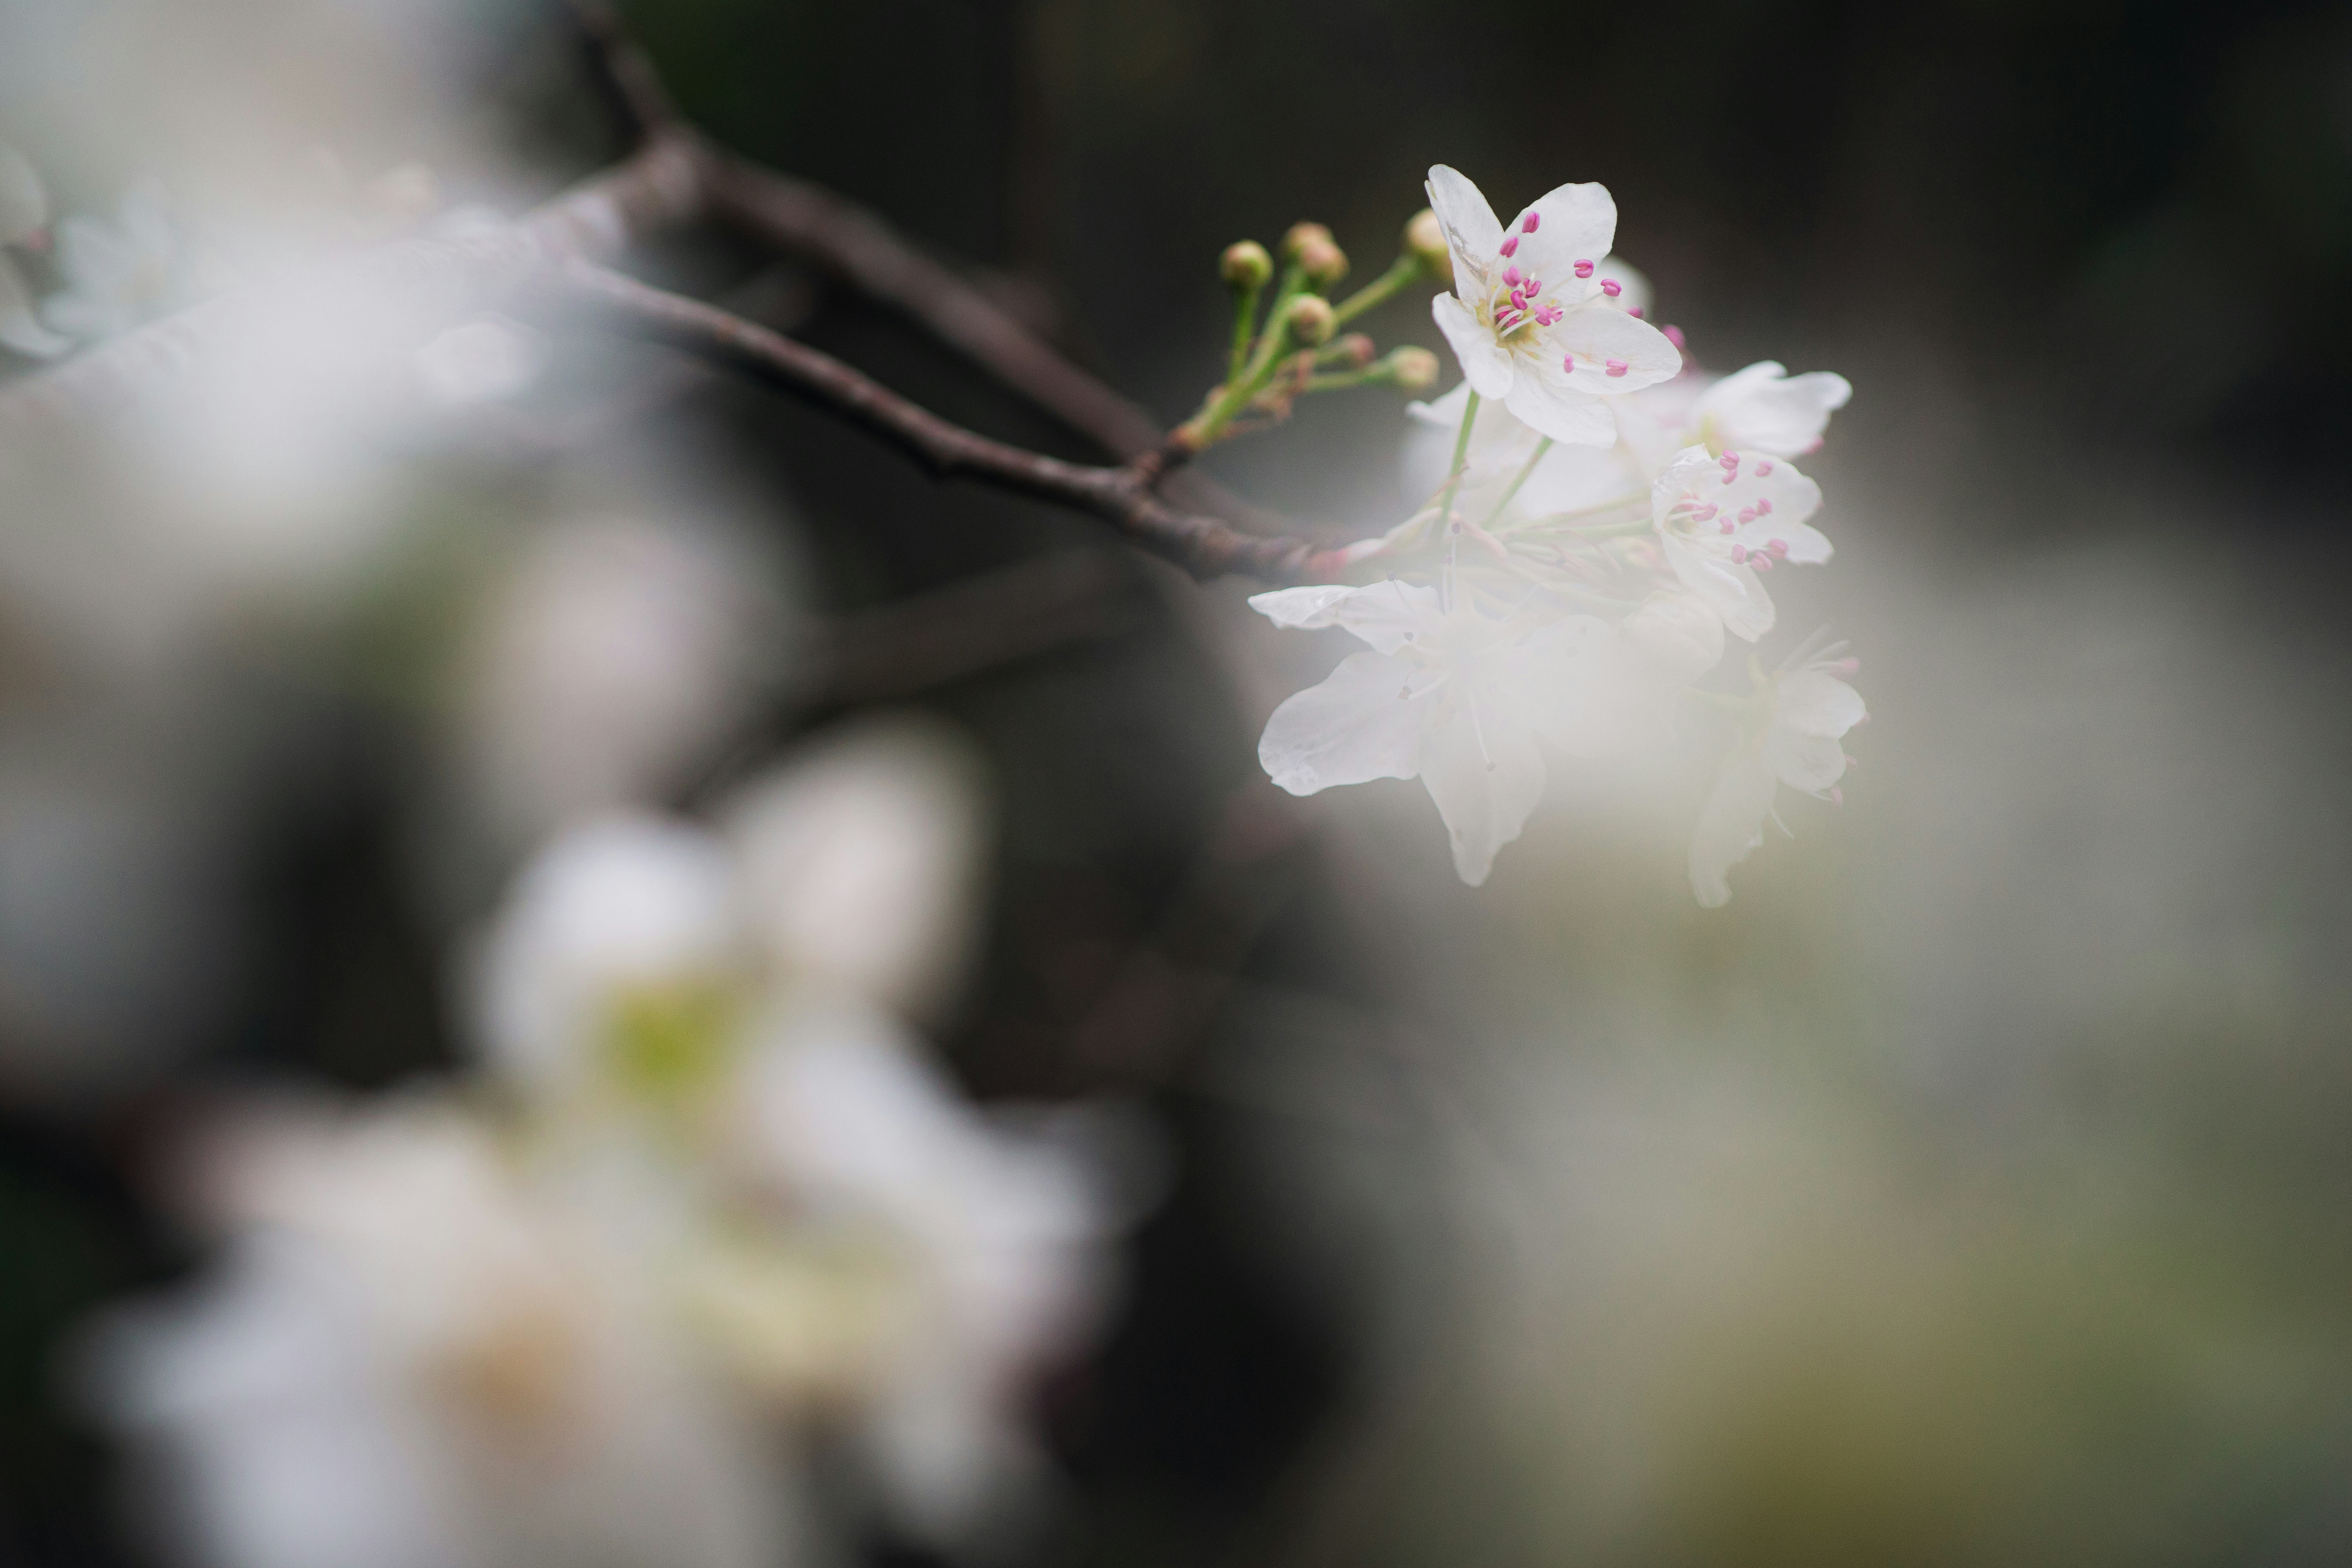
[1500,355,1615,446]
[1247,579,1439,655]
[1510,183,1617,289]
[1257,650,1432,796]
[1659,533,1775,641]
[1551,305,1683,394]
[1764,726,1847,793]
[1696,362,1852,457]
[1775,670,1866,736]
[1688,755,1777,908]
[1424,165,1504,283]
[1432,292,1514,399]
[1417,700,1545,886]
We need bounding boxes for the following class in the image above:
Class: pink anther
[1719,519,1735,534]
[1605,358,1628,377]
[1664,325,1686,350]
[1503,265,1523,287]
[1629,306,1645,318]
[1719,450,1740,468]
[1829,786,1844,806]
[1755,497,1773,515]
[1828,657,1860,677]
[1693,504,1718,520]
[1561,353,1575,373]
[1755,460,1774,476]
[1573,259,1595,278]
[1600,278,1622,297]
[1766,538,1789,557]
[1738,507,1757,524]
[1523,212,1541,233]
[1499,235,1519,258]
[1752,554,1774,573]
[1730,544,1748,564]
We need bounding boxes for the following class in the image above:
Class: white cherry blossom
[85,1101,792,1568]
[1253,580,1596,885]
[1650,443,1831,642]
[1617,358,1852,478]
[1424,165,1682,446]
[1688,652,1866,907]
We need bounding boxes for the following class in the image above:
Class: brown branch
[0,7,1349,581]
[699,155,1299,535]
[550,261,1346,583]
[561,0,682,145]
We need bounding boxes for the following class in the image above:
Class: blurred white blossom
[42,178,200,342]
[459,515,780,842]
[89,1100,794,1568]
[0,140,71,358]
[1688,647,1866,907]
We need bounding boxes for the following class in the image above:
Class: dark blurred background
[4,2,2351,1566]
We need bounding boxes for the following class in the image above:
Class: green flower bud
[1387,346,1439,393]
[1220,239,1273,290]
[1404,209,1451,284]
[1285,294,1336,346]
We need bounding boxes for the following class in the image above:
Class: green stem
[1226,279,1264,383]
[1477,437,1552,528]
[1329,252,1423,328]
[1433,390,1481,529]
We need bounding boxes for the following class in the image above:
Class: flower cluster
[90,719,1122,1566]
[1252,166,1866,903]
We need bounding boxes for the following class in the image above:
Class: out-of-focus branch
[0,139,705,437]
[562,0,681,145]
[552,262,1345,583]
[0,5,1350,581]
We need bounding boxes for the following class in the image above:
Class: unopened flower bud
[0,142,49,245]
[1285,294,1336,346]
[1221,240,1272,290]
[1404,209,1450,282]
[1297,234,1349,287]
[1282,221,1334,262]
[1333,332,1376,369]
[1624,592,1726,685]
[1387,347,1439,392]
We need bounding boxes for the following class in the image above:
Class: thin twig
[550,261,1348,583]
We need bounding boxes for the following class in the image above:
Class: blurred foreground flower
[89,1100,792,1568]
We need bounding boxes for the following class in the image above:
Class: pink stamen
[1767,538,1789,557]
[1664,325,1686,350]
[1829,786,1843,806]
[1509,288,1528,311]
[1755,497,1773,515]
[1523,277,1542,295]
[1843,752,1858,768]
[1829,657,1860,677]
[1752,554,1774,573]
[1503,265,1523,286]
[1523,212,1541,233]
[1693,504,1718,520]
[1561,353,1575,373]
[1730,544,1748,564]
[1755,460,1774,476]
[1605,358,1628,377]
[1629,306,1645,318]
[1573,259,1595,279]
[1499,235,1519,258]
[1600,278,1621,298]
[1720,450,1740,467]
[1738,507,1757,524]
[1720,519,1735,534]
